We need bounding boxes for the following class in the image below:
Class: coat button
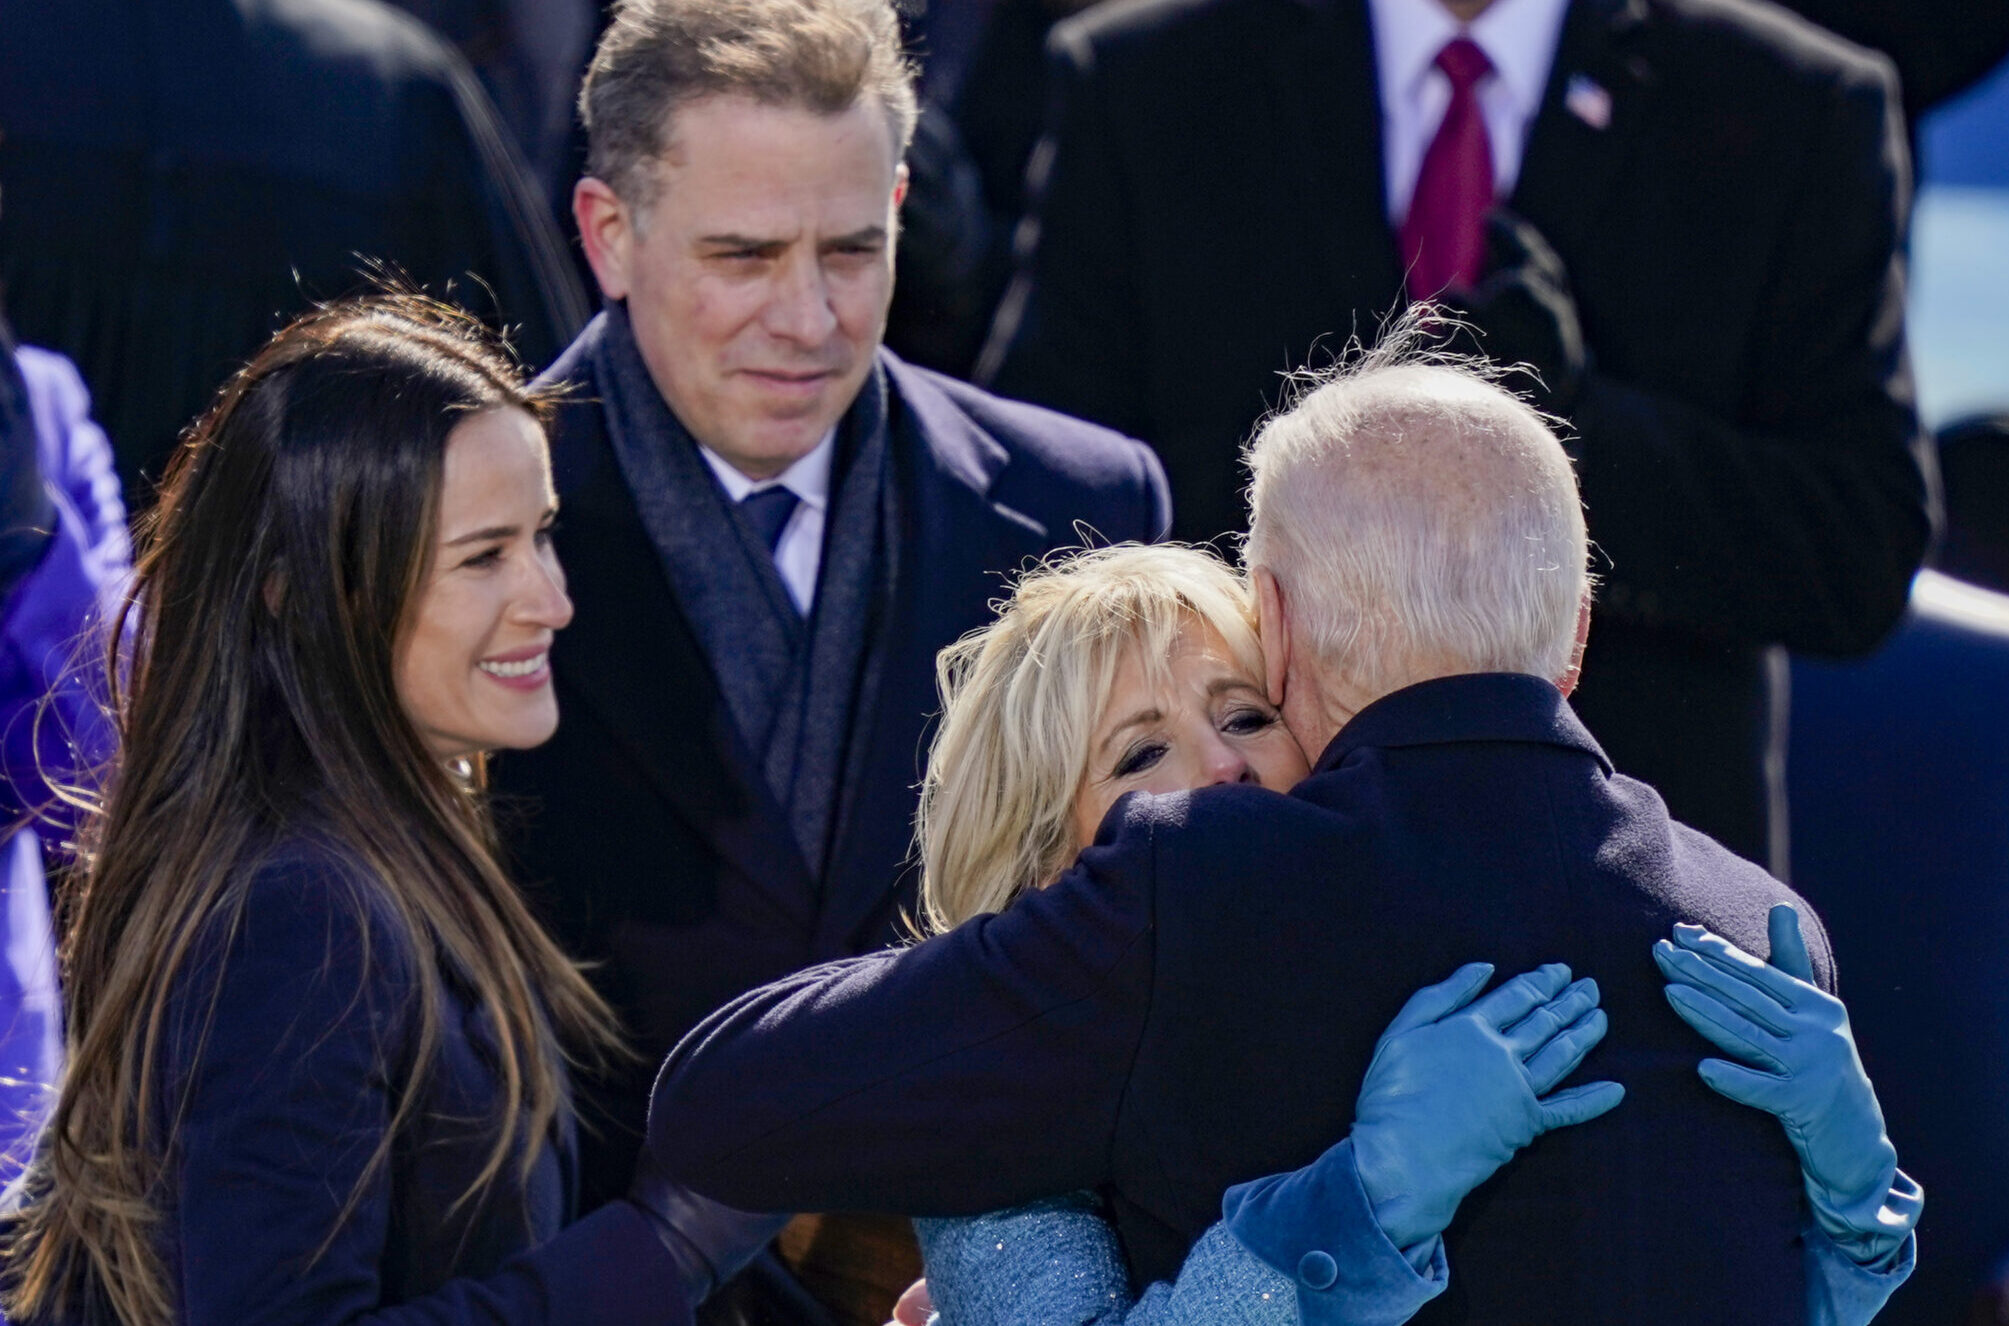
[1298,1249,1339,1291]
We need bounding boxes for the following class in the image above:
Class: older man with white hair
[648,331,1920,1324]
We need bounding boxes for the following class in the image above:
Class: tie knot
[739,485,801,553]
[1435,36,1492,90]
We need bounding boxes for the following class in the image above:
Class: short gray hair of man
[581,0,920,210]
[1242,312,1590,702]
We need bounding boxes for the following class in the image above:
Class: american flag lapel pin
[1565,73,1613,130]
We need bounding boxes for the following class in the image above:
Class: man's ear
[1254,566,1290,709]
[892,161,910,211]
[1556,589,1592,698]
[575,176,635,302]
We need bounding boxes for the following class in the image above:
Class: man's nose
[762,254,839,344]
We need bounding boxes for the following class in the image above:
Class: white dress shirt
[700,430,836,616]
[1367,0,1572,225]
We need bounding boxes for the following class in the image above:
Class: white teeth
[478,653,547,679]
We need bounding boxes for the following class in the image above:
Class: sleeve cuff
[1221,1139,1448,1326]
[1805,1220,1915,1326]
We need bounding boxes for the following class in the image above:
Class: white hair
[1242,309,1590,701]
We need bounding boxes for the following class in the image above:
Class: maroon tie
[1401,37,1496,299]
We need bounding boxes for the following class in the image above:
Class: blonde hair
[917,545,1264,933]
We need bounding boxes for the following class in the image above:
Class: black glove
[630,1139,790,1305]
[1449,210,1589,415]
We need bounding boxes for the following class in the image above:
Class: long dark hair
[2,294,621,1326]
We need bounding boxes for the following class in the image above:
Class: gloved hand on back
[1227,960,1625,1286]
[1349,961,1625,1249]
[1654,904,1921,1268]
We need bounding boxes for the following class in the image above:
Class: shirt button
[1298,1249,1339,1291]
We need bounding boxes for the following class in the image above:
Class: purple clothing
[0,346,129,1162]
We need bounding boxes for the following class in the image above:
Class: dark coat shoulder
[888,354,1173,542]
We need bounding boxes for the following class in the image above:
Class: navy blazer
[654,674,1834,1324]
[491,316,1169,1203]
[140,843,683,1326]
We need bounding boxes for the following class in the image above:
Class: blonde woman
[902,544,1621,1325]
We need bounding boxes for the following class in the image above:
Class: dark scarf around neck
[590,302,897,883]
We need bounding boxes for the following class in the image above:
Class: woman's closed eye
[459,544,506,571]
[1221,704,1279,736]
[1111,740,1168,779]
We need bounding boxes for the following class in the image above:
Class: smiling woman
[0,294,748,1326]
[396,405,572,759]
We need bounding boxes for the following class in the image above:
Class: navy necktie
[740,486,801,554]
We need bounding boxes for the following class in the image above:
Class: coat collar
[880,351,1030,525]
[1311,672,1614,775]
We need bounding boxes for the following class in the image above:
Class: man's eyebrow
[1098,707,1163,756]
[697,226,891,247]
[697,233,785,250]
[822,225,889,247]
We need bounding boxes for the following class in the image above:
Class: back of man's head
[1243,316,1589,704]
[580,0,918,211]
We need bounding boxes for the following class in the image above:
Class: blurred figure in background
[882,0,1109,376]
[1767,0,2009,127]
[1784,414,2009,1324]
[0,311,127,1176]
[980,0,1935,874]
[381,0,603,222]
[0,0,589,511]
[1932,413,2009,592]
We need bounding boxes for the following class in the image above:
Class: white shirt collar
[1369,0,1570,123]
[698,428,837,512]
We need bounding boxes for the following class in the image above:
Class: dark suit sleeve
[1569,56,1929,655]
[653,824,1161,1217]
[167,858,686,1326]
[982,29,1155,441]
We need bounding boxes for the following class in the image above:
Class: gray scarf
[589,303,895,882]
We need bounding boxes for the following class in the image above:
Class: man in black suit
[651,337,1919,1322]
[490,0,1169,1222]
[978,0,1934,872]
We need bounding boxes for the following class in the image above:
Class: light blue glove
[1345,962,1626,1251]
[1653,905,1921,1269]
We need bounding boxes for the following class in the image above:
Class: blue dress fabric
[915,1139,1907,1324]
[138,843,687,1326]
[0,344,128,1170]
[918,1139,1447,1326]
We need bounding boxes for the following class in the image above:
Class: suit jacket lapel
[549,381,817,936]
[1512,0,1653,262]
[1266,0,1405,305]
[812,358,1053,954]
